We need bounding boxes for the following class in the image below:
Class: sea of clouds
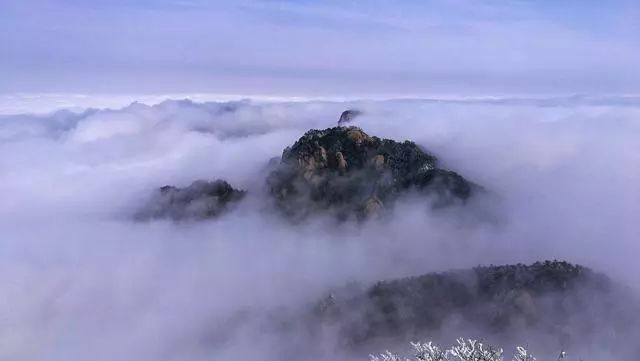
[0,96,638,360]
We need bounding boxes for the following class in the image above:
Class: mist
[0,97,638,360]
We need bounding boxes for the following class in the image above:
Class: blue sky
[1,0,638,96]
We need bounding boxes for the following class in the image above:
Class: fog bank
[0,97,638,360]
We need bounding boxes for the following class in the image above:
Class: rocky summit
[267,126,476,220]
[136,179,246,221]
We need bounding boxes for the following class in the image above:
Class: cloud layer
[0,97,638,360]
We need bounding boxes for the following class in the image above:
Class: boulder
[338,109,363,125]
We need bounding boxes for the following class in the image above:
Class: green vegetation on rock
[267,126,476,220]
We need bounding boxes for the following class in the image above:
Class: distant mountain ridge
[136,179,246,221]
[199,261,640,358]
[312,260,635,345]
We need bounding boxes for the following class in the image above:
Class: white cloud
[0,97,638,360]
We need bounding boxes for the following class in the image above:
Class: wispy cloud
[1,0,638,95]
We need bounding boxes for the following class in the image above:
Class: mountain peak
[268,126,476,220]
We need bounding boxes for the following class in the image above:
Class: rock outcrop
[338,109,362,125]
[136,179,246,221]
[267,126,476,220]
